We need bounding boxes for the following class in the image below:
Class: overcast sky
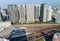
[0,0,60,8]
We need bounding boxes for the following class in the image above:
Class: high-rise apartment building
[40,4,52,22]
[34,4,41,21]
[0,14,2,22]
[18,5,26,22]
[0,8,2,22]
[26,4,35,23]
[55,11,60,23]
[47,5,53,21]
[8,5,19,23]
[7,4,53,23]
[40,4,48,22]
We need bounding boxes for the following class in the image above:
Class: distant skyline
[0,0,60,8]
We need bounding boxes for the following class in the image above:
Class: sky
[0,0,60,8]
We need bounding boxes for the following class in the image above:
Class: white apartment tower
[47,5,53,21]
[18,5,26,22]
[0,14,2,22]
[40,4,52,22]
[55,11,60,23]
[0,8,2,22]
[34,4,41,21]
[26,4,35,23]
[8,5,19,23]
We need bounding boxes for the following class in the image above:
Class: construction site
[0,21,60,41]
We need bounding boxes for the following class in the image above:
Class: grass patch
[12,21,55,25]
[36,38,43,41]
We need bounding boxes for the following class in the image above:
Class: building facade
[55,11,60,23]
[34,4,41,21]
[0,9,8,21]
[26,4,35,23]
[40,4,52,22]
[18,5,26,22]
[0,14,2,22]
[8,5,19,23]
[0,8,2,22]
[7,4,53,23]
[47,5,53,21]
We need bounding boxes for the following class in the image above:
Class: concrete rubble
[53,32,60,41]
[0,21,14,38]
[0,38,9,41]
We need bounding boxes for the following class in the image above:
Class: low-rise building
[0,9,8,21]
